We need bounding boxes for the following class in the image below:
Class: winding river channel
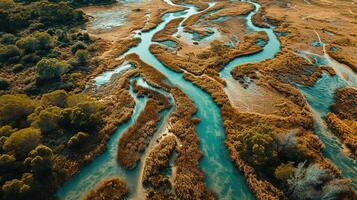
[56,0,356,199]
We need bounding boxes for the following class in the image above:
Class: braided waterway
[220,1,356,189]
[56,0,356,199]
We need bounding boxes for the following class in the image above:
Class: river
[56,0,356,199]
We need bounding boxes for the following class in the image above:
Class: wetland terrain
[0,0,356,200]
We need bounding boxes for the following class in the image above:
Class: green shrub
[75,49,88,65]
[15,36,36,53]
[0,153,16,169]
[55,29,69,44]
[3,128,41,157]
[0,44,20,62]
[0,0,16,9]
[28,22,44,31]
[0,33,16,45]
[28,106,61,134]
[20,53,41,64]
[33,32,53,50]
[0,78,10,90]
[232,125,278,166]
[275,162,295,181]
[67,131,89,148]
[40,90,68,108]
[59,106,101,130]
[24,145,53,175]
[0,94,36,125]
[66,93,91,107]
[0,3,30,32]
[1,178,30,200]
[0,125,16,137]
[36,58,70,82]
[32,1,84,25]
[71,41,86,54]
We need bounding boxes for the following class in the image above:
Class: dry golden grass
[84,177,129,200]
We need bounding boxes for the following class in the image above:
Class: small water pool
[94,62,132,86]
[159,40,177,48]
[311,40,324,47]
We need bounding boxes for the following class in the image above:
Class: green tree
[41,90,68,108]
[32,1,84,25]
[33,31,53,50]
[3,128,41,157]
[66,93,91,107]
[275,162,295,181]
[59,106,102,130]
[71,41,86,54]
[75,49,88,65]
[28,106,61,134]
[36,58,70,81]
[0,153,16,169]
[2,178,31,200]
[67,131,89,148]
[0,44,20,62]
[15,36,36,53]
[0,33,16,45]
[0,125,17,137]
[24,145,53,176]
[0,2,30,32]
[0,94,36,125]
[232,125,278,166]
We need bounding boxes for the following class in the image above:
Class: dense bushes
[0,94,36,125]
[0,0,109,199]
[0,90,104,199]
[84,177,129,200]
[0,0,30,32]
[0,0,100,95]
[36,58,70,82]
[67,132,89,148]
[0,45,20,62]
[32,1,84,26]
[231,125,278,166]
[28,106,61,134]
[40,90,68,108]
[1,177,32,200]
[142,135,176,186]
[24,145,53,176]
[0,0,84,33]
[275,162,295,181]
[3,128,41,157]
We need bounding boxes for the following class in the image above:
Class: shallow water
[56,76,174,200]
[123,1,254,199]
[87,8,129,31]
[57,0,357,199]
[94,62,132,86]
[220,1,357,190]
[159,40,177,48]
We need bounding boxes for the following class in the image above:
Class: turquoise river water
[56,0,356,199]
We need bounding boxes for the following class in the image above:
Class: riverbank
[55,0,357,199]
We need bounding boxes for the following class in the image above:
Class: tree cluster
[0,90,103,199]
